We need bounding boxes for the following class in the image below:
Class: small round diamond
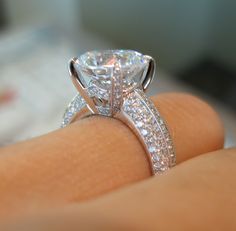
[148,146,157,153]
[136,121,144,128]
[141,129,148,136]
[151,154,160,162]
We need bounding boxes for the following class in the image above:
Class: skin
[0,93,234,230]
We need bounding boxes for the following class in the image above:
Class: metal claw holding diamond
[61,50,176,175]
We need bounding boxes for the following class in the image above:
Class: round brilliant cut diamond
[75,50,148,98]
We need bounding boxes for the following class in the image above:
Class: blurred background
[0,0,235,146]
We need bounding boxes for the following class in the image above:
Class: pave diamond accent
[61,94,85,128]
[111,63,123,115]
[122,89,175,174]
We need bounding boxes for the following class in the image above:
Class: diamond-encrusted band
[121,89,175,174]
[61,94,85,128]
[61,50,176,175]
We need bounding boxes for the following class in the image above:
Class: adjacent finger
[3,148,236,230]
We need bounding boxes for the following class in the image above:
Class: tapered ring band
[61,50,176,175]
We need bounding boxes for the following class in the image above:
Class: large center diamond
[74,50,148,99]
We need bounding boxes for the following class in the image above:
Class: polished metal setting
[61,50,176,174]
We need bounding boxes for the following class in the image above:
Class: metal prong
[142,55,156,92]
[69,58,98,114]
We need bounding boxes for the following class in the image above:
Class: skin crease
[0,93,227,229]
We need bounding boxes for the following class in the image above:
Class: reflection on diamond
[75,50,148,94]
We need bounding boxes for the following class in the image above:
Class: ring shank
[118,89,175,174]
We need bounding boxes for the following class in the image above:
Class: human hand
[1,93,235,230]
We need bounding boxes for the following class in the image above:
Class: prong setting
[69,58,98,114]
[141,55,156,92]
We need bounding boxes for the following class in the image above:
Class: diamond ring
[61,50,176,174]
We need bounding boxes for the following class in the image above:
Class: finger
[153,93,224,162]
[77,148,236,231]
[3,148,236,230]
[0,93,224,218]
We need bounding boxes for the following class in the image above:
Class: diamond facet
[75,50,148,95]
[72,50,149,116]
